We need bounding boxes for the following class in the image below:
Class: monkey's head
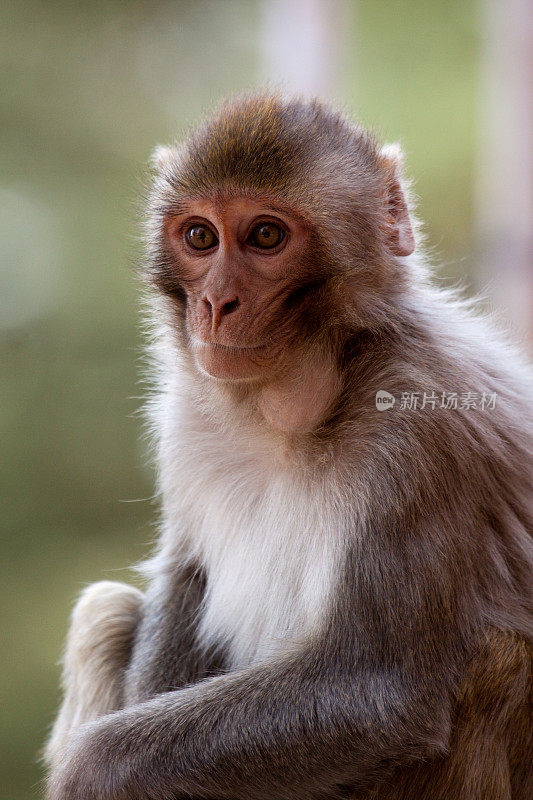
[146,94,415,385]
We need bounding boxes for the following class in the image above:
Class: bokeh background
[2,1,532,798]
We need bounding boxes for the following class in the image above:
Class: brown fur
[45,93,532,800]
[365,630,533,800]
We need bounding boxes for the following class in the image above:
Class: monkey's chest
[185,473,341,670]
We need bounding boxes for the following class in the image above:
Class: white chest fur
[155,384,344,670]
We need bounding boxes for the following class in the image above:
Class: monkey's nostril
[202,294,240,332]
[203,295,239,318]
[202,296,213,317]
[222,297,240,316]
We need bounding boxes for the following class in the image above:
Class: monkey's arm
[47,651,451,800]
[45,581,143,771]
[47,539,467,800]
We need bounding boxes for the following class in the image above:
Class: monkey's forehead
[159,94,380,201]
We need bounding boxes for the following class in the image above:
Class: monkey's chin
[193,343,270,382]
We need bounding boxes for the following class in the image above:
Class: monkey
[45,93,532,800]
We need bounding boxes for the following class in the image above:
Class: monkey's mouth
[210,343,268,355]
[191,338,274,380]
[192,337,269,355]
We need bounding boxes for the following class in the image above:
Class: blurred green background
[1,1,482,797]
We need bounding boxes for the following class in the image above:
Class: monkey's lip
[191,337,275,381]
[192,338,269,355]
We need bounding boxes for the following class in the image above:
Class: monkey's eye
[247,223,285,249]
[186,224,217,251]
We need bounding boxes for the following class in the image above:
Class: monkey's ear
[151,145,175,172]
[378,143,415,257]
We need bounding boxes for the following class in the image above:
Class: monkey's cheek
[193,346,268,382]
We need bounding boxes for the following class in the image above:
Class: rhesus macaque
[45,94,532,800]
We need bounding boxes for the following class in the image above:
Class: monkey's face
[150,95,418,388]
[163,196,322,381]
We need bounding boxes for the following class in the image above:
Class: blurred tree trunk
[259,0,350,98]
[476,0,533,347]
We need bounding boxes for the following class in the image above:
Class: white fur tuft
[380,142,405,170]
[151,145,175,172]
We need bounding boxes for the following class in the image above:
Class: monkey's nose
[202,293,240,332]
